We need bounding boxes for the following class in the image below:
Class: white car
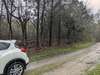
[0,40,29,75]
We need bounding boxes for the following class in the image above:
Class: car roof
[0,40,16,43]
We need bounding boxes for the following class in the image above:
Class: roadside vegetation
[86,64,100,75]
[28,42,93,62]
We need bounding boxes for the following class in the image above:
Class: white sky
[83,0,100,14]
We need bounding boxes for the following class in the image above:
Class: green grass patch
[86,64,100,75]
[28,42,93,62]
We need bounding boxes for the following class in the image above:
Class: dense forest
[0,0,98,48]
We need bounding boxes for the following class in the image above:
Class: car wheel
[5,61,25,75]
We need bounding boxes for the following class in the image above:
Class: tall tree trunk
[7,12,13,39]
[49,0,54,47]
[0,3,3,38]
[36,0,40,48]
[57,0,62,46]
[21,22,27,41]
[8,19,13,40]
[40,0,46,46]
[57,15,61,46]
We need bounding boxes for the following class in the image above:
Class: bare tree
[2,0,30,41]
[5,0,14,39]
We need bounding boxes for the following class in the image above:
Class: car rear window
[0,42,10,50]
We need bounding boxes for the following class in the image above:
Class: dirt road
[43,43,100,75]
[26,43,100,75]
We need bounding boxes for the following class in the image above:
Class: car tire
[4,61,25,75]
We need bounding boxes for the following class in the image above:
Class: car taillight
[20,48,28,53]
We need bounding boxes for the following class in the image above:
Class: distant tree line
[0,0,95,47]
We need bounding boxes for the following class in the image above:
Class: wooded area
[0,0,98,48]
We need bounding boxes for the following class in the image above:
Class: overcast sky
[83,0,100,14]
